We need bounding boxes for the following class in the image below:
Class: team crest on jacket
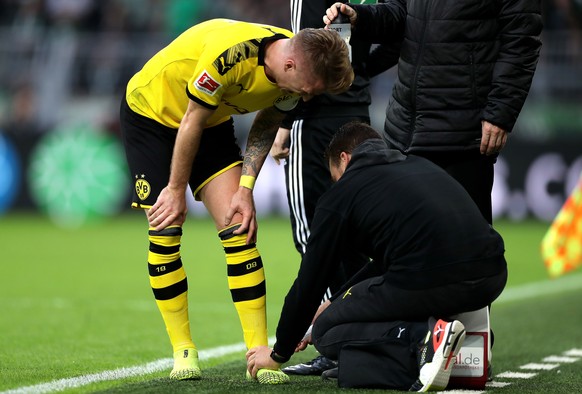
[135,175,151,200]
[194,70,222,95]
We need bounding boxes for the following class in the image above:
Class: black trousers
[312,268,507,360]
[285,114,370,297]
[412,150,496,224]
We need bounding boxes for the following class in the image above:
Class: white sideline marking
[486,381,511,388]
[520,363,559,370]
[543,356,580,363]
[4,275,582,394]
[564,349,582,357]
[496,372,537,379]
[1,341,250,394]
[438,390,485,394]
[496,272,582,304]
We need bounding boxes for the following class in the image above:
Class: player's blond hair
[291,28,354,95]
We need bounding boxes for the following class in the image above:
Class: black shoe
[282,355,338,376]
[409,319,466,392]
[321,367,338,380]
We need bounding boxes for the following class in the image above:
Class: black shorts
[120,98,242,208]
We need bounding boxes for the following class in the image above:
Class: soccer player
[246,122,507,391]
[119,18,353,384]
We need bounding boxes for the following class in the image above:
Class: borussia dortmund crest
[135,175,151,200]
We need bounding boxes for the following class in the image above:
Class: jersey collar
[258,33,289,66]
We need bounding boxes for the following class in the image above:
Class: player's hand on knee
[147,186,187,230]
[225,187,257,244]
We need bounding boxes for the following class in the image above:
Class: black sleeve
[291,0,336,31]
[481,0,543,132]
[366,42,401,78]
[273,204,348,360]
[350,1,406,44]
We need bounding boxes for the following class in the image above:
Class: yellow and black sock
[219,224,268,349]
[148,226,195,353]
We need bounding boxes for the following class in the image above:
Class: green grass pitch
[1,213,581,393]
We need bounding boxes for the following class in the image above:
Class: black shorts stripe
[152,278,188,300]
[223,243,256,254]
[227,257,263,277]
[149,242,180,255]
[230,281,266,302]
[148,258,183,277]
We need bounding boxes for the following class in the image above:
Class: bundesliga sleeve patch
[273,94,300,111]
[194,70,222,96]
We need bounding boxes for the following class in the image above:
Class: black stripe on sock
[223,243,256,254]
[227,257,263,277]
[152,278,188,300]
[149,242,180,255]
[149,227,183,237]
[230,281,266,302]
[148,258,183,277]
[218,224,242,240]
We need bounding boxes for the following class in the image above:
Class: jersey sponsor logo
[213,40,260,76]
[194,70,222,95]
[273,94,300,111]
[135,174,151,200]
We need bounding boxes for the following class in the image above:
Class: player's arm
[226,106,286,241]
[244,106,288,177]
[148,100,214,230]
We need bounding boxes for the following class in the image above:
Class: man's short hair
[325,121,382,166]
[292,28,354,94]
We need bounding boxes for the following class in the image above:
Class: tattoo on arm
[243,107,285,176]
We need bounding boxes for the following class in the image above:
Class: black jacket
[273,139,506,360]
[351,0,543,153]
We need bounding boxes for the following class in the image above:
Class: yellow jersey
[126,19,300,129]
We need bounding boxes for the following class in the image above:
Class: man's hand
[147,185,187,230]
[294,300,332,352]
[246,346,281,379]
[480,120,507,156]
[270,127,291,165]
[225,186,257,244]
[323,2,357,27]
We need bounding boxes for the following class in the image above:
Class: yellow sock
[219,224,268,349]
[148,226,195,352]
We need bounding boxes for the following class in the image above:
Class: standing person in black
[324,0,543,225]
[271,0,399,375]
[247,122,508,391]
